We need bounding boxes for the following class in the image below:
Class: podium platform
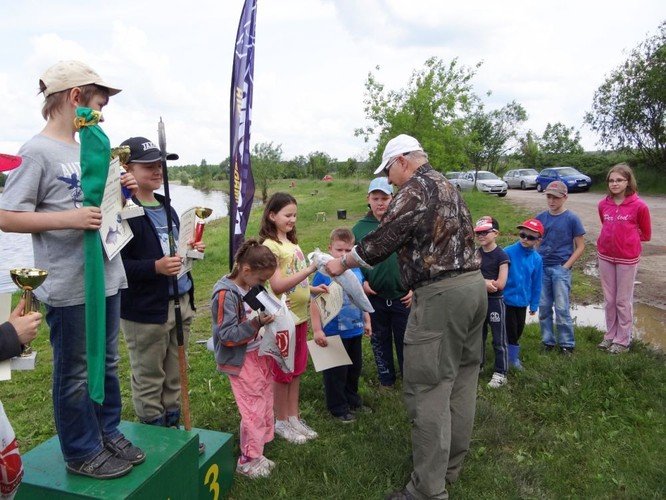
[17,421,234,499]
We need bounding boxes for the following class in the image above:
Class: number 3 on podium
[204,463,220,500]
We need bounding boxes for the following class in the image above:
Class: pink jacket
[597,193,651,264]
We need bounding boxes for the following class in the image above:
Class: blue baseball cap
[368,177,393,195]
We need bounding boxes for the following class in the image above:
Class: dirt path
[504,189,666,309]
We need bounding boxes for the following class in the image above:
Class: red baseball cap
[517,218,544,237]
[0,154,22,172]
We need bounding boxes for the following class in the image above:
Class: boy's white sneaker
[236,457,271,479]
[275,419,307,444]
[487,372,508,389]
[259,456,275,471]
[288,416,318,440]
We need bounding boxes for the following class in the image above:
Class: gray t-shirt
[0,134,127,307]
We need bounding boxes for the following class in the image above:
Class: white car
[503,168,539,190]
[462,171,508,197]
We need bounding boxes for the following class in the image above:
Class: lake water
[0,184,228,293]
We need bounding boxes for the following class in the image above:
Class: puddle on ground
[526,302,666,351]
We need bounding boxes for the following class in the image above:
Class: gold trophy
[187,207,213,260]
[10,268,48,368]
[111,146,144,219]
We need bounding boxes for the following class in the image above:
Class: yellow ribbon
[74,110,102,129]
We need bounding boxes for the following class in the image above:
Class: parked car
[445,171,473,191]
[462,171,508,197]
[503,168,539,190]
[535,166,592,193]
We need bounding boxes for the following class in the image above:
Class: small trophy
[187,207,213,259]
[10,267,48,369]
[111,146,144,219]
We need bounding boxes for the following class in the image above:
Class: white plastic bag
[259,295,296,373]
[0,401,23,498]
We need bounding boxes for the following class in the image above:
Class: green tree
[179,171,190,186]
[466,101,527,172]
[519,131,543,168]
[337,157,359,178]
[356,57,481,171]
[307,151,332,179]
[540,122,584,154]
[252,142,283,203]
[283,155,307,179]
[585,21,666,170]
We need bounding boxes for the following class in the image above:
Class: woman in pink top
[596,164,651,354]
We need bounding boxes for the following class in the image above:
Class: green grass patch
[4,178,664,498]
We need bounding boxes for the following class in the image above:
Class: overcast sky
[0,0,662,166]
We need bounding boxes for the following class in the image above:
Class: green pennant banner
[76,107,109,404]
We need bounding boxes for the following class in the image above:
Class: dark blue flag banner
[229,0,257,268]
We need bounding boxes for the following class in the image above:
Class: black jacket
[0,322,21,361]
[120,194,195,323]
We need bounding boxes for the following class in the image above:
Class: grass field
[3,178,664,498]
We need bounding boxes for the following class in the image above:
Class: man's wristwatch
[340,254,349,270]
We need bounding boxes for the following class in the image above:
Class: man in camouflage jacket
[326,134,487,500]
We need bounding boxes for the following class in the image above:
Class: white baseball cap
[39,60,121,97]
[373,134,423,175]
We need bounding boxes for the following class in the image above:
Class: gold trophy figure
[10,267,47,365]
[112,146,145,219]
[187,207,213,260]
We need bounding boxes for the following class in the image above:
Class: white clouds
[0,0,663,163]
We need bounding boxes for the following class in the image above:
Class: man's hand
[363,281,377,296]
[188,239,206,253]
[324,258,345,277]
[155,255,183,276]
[8,299,42,345]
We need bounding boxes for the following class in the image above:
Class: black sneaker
[104,435,146,465]
[542,343,556,352]
[335,412,356,423]
[560,346,575,356]
[66,449,132,479]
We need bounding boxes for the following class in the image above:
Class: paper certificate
[99,157,133,260]
[306,335,352,372]
[176,207,196,278]
[313,281,343,327]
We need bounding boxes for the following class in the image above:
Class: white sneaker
[236,457,271,478]
[274,420,307,444]
[259,456,275,471]
[288,416,318,440]
[487,372,508,389]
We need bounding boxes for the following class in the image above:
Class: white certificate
[306,335,352,372]
[99,157,133,260]
[176,207,196,278]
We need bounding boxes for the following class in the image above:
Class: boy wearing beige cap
[535,181,586,354]
[0,61,143,479]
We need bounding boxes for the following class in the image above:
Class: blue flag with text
[229,0,257,267]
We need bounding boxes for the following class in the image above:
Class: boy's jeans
[539,265,575,348]
[368,295,409,387]
[46,293,122,463]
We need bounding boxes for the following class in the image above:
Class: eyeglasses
[475,230,493,237]
[519,232,539,241]
[608,178,627,184]
[384,156,400,176]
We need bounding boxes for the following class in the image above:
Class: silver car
[503,168,539,190]
[445,171,473,191]
[463,171,508,197]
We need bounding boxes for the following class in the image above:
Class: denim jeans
[368,295,409,386]
[538,265,575,348]
[46,293,123,463]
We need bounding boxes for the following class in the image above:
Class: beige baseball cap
[39,60,121,97]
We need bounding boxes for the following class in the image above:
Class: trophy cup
[111,146,144,219]
[187,207,213,259]
[10,268,48,369]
